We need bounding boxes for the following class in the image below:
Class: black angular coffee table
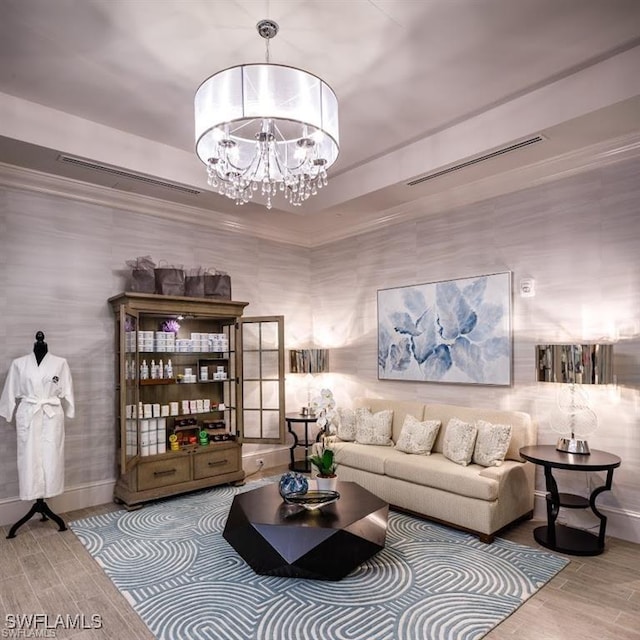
[223,481,389,580]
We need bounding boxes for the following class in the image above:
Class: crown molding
[1,130,639,249]
[0,162,309,247]
[307,131,640,246]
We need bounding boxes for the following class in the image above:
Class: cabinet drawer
[138,456,191,491]
[194,447,239,480]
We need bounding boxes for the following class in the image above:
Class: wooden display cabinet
[108,292,285,508]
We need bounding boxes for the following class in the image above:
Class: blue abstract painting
[378,272,512,385]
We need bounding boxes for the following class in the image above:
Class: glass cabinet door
[118,307,139,472]
[240,316,285,444]
[222,320,238,437]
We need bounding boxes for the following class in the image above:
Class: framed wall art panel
[378,272,512,386]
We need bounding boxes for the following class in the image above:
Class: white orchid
[311,388,337,433]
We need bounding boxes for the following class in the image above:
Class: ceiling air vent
[407,135,544,187]
[57,154,202,195]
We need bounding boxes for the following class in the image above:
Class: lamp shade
[289,349,329,374]
[195,64,339,170]
[536,344,614,384]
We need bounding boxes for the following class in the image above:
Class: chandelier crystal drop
[194,19,339,210]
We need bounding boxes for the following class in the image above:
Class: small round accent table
[519,445,621,556]
[286,414,319,472]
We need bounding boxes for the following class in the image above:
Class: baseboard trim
[242,448,290,474]
[0,449,292,528]
[533,491,640,545]
[0,479,116,528]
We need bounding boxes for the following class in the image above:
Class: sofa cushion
[331,441,391,474]
[336,407,358,441]
[384,452,499,501]
[473,420,512,467]
[424,403,536,461]
[355,408,394,446]
[395,415,441,455]
[354,398,424,443]
[442,418,478,466]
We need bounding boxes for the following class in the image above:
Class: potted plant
[309,444,338,491]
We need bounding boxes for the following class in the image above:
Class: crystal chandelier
[194,20,340,210]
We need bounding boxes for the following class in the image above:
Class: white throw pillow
[395,415,441,455]
[442,418,478,466]
[473,420,512,467]
[355,408,394,446]
[336,407,358,441]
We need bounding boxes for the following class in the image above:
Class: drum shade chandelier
[194,19,339,210]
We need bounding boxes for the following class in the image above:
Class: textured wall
[1,155,639,537]
[311,156,640,523]
[0,188,312,500]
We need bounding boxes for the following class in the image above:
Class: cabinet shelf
[140,378,175,386]
[137,378,229,386]
[176,379,229,384]
[171,409,230,419]
[135,351,232,356]
[139,438,236,456]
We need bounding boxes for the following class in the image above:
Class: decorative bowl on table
[278,472,309,499]
[283,490,340,510]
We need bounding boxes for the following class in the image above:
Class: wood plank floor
[1,466,638,640]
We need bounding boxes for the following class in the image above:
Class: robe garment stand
[6,498,67,539]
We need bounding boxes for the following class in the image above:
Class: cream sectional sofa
[328,398,537,543]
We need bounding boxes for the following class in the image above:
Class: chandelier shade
[195,57,339,209]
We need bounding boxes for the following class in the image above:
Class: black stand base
[6,498,67,539]
[533,524,603,556]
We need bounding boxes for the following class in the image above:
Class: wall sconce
[536,344,614,454]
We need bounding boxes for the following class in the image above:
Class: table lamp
[536,344,614,454]
[289,349,329,414]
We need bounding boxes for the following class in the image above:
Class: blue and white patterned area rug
[70,478,568,640]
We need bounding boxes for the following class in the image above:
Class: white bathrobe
[0,353,74,500]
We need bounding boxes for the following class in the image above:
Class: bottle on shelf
[140,359,149,380]
[166,359,173,379]
[150,359,158,379]
[158,359,164,379]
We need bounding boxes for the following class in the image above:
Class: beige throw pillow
[336,407,357,441]
[473,420,512,467]
[442,418,478,466]
[395,415,441,455]
[355,408,394,446]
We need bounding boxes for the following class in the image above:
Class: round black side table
[519,445,621,556]
[286,414,319,472]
